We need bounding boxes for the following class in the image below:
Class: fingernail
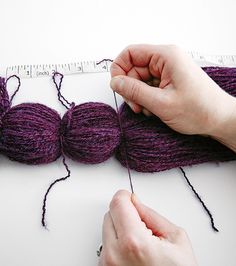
[126,100,134,110]
[142,108,152,117]
[110,76,124,91]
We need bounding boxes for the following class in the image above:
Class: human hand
[110,45,236,151]
[98,190,197,266]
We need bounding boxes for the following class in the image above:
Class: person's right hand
[110,44,236,151]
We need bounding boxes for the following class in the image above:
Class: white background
[0,0,236,265]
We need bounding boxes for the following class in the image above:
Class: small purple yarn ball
[61,102,121,164]
[0,103,61,164]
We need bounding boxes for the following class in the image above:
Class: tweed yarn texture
[0,67,236,173]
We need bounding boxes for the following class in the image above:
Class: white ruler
[189,51,236,67]
[5,60,113,79]
[5,52,236,79]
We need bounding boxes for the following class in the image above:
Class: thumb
[131,194,178,239]
[110,75,162,113]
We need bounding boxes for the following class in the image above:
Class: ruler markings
[5,52,236,79]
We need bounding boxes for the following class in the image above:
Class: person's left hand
[98,190,197,266]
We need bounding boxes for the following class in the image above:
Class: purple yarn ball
[0,67,236,172]
[0,103,61,164]
[116,103,236,172]
[61,102,121,164]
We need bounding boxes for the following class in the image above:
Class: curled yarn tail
[179,167,219,232]
[6,75,21,104]
[52,72,73,110]
[41,154,71,228]
[96,58,113,65]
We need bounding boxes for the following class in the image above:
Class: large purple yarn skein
[116,102,236,172]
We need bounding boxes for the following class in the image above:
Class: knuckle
[122,235,144,258]
[166,45,186,60]
[125,44,136,51]
[149,55,160,75]
[128,80,140,102]
[167,44,181,53]
[173,226,188,240]
[110,63,120,76]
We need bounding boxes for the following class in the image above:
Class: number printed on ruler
[6,60,112,78]
[5,52,236,78]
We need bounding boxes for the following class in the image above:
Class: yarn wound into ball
[1,67,235,170]
[0,66,236,229]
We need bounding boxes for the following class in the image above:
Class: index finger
[109,190,145,238]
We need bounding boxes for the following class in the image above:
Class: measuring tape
[5,52,236,79]
[5,60,112,79]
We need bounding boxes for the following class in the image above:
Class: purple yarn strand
[96,58,113,65]
[179,167,219,232]
[6,75,21,105]
[52,72,71,109]
[113,91,134,193]
[1,66,236,231]
[41,152,71,228]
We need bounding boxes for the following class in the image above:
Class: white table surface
[0,0,236,265]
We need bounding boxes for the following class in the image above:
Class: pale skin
[98,44,236,266]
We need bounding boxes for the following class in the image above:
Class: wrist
[207,93,236,152]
